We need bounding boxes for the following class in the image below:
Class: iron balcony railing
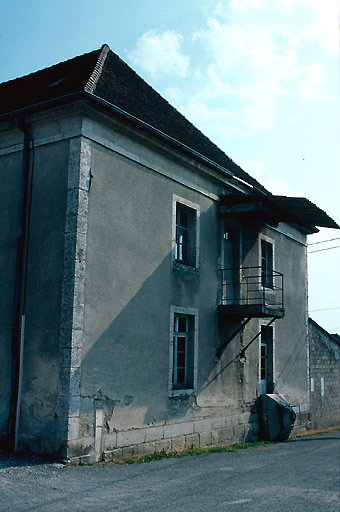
[219,266,284,312]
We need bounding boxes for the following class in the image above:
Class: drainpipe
[8,119,34,451]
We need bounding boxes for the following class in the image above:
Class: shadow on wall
[65,201,256,448]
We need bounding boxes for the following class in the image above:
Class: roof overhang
[220,194,340,234]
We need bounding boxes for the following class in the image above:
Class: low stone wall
[71,411,260,464]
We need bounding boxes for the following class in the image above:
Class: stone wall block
[199,431,212,448]
[72,304,85,331]
[233,424,245,442]
[164,421,194,439]
[211,417,226,430]
[144,425,164,443]
[76,215,88,235]
[103,448,123,461]
[60,346,82,368]
[117,429,145,448]
[225,414,239,427]
[171,436,185,452]
[103,432,117,452]
[211,429,223,446]
[142,442,156,455]
[122,444,144,459]
[60,329,83,350]
[193,418,212,434]
[221,426,234,443]
[238,412,251,425]
[155,439,171,453]
[67,416,80,440]
[185,433,200,450]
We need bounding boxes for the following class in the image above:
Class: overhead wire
[308,245,340,253]
[308,236,340,246]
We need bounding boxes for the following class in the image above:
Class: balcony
[218,266,284,319]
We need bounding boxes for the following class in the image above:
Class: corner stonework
[57,137,91,458]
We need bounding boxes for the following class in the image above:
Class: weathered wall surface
[0,147,22,440]
[309,318,340,429]
[0,119,70,453]
[1,106,312,460]
[72,113,310,462]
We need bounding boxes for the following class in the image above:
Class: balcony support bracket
[216,318,251,359]
[240,317,276,359]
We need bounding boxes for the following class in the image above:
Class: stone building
[309,318,340,429]
[0,45,338,462]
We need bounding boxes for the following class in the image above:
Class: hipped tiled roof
[0,44,265,192]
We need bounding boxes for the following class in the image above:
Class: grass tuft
[124,440,271,465]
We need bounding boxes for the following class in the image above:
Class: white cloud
[126,0,336,152]
[128,29,189,80]
[263,176,295,196]
[230,0,263,11]
[179,100,237,146]
[240,159,294,195]
[240,159,267,180]
[191,0,335,134]
[300,63,326,105]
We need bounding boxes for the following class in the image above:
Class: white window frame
[172,195,200,269]
[169,306,198,397]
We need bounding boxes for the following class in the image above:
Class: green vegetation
[124,440,271,465]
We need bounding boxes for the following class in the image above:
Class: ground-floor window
[169,307,198,395]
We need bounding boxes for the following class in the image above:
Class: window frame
[172,196,200,269]
[169,306,198,397]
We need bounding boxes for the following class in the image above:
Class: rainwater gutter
[9,118,34,451]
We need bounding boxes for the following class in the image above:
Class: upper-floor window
[173,196,200,268]
[261,240,273,288]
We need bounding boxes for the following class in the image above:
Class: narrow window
[172,314,194,389]
[261,240,273,288]
[175,204,196,266]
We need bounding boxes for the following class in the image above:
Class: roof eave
[1,91,262,195]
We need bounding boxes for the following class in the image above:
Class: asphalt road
[0,431,339,512]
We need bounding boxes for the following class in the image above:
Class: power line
[308,236,340,246]
[309,307,340,312]
[308,245,340,254]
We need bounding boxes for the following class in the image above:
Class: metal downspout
[8,119,33,451]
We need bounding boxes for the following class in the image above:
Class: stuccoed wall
[18,139,70,453]
[0,148,22,440]
[0,118,70,453]
[72,113,310,462]
[309,319,340,429]
[0,106,311,460]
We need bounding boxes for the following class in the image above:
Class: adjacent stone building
[309,318,340,429]
[0,45,338,462]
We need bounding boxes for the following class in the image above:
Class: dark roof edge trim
[1,90,265,195]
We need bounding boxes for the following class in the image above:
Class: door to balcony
[223,226,234,303]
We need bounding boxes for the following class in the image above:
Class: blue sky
[1,0,339,331]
